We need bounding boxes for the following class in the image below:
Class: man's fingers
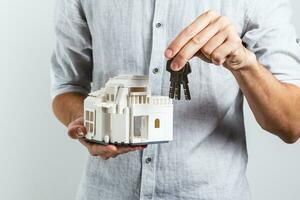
[79,139,117,156]
[224,46,248,70]
[90,144,118,156]
[116,147,133,155]
[165,10,219,59]
[67,117,86,139]
[201,29,228,59]
[68,125,86,139]
[100,146,145,159]
[79,139,147,160]
[210,38,241,66]
[195,52,212,63]
[116,146,143,154]
[170,16,231,70]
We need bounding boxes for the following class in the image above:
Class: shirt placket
[148,0,169,96]
[140,1,169,200]
[139,144,157,200]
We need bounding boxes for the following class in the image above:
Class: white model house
[84,75,173,145]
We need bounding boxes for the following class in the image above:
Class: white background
[0,0,299,199]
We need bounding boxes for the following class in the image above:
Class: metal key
[181,62,192,100]
[166,60,192,101]
[166,60,175,99]
[174,72,181,100]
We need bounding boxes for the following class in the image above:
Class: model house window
[85,111,89,121]
[90,111,93,121]
[155,119,160,128]
[85,110,95,133]
[130,87,147,92]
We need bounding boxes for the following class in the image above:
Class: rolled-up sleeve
[50,0,93,99]
[243,0,300,87]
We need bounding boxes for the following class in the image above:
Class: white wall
[0,1,299,200]
[0,1,86,199]
[246,1,300,199]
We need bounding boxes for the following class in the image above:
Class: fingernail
[165,49,173,58]
[171,62,179,70]
[77,128,85,137]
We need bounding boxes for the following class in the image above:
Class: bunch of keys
[166,60,192,101]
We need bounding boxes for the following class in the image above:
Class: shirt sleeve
[242,0,300,87]
[50,0,93,99]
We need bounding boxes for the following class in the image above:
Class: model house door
[133,116,148,140]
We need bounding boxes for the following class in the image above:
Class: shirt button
[152,67,159,74]
[155,23,163,28]
[297,38,300,44]
[145,157,152,164]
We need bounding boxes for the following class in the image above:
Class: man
[51,0,300,199]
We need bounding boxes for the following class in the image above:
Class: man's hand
[68,117,146,160]
[165,10,255,71]
[164,11,300,143]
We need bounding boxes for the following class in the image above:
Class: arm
[165,10,300,143]
[52,92,145,159]
[51,0,145,160]
[233,53,300,143]
[52,92,85,127]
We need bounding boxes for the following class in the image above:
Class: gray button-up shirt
[51,0,300,199]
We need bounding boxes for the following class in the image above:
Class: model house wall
[84,75,173,145]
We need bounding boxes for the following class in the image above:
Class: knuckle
[235,38,242,45]
[218,16,230,25]
[183,26,195,38]
[212,52,222,62]
[205,10,217,18]
[201,46,212,56]
[177,53,188,62]
[229,37,242,47]
[191,35,203,45]
[224,26,240,41]
[231,48,241,57]
[169,43,180,52]
[225,24,236,34]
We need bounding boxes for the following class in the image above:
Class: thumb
[68,125,86,139]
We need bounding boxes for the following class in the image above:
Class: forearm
[52,92,86,127]
[232,57,300,143]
